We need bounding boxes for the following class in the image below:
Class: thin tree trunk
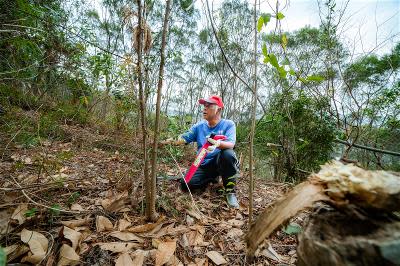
[148,0,171,222]
[249,0,258,224]
[136,0,150,219]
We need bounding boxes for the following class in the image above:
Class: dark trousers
[180,149,239,193]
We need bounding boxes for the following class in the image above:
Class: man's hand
[159,137,186,146]
[159,138,174,146]
[206,138,221,153]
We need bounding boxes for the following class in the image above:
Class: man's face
[202,102,219,120]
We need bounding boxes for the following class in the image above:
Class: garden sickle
[183,134,226,183]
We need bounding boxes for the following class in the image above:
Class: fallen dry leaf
[70,203,84,211]
[58,244,80,266]
[4,244,29,262]
[181,234,189,248]
[152,238,162,248]
[96,242,139,253]
[127,215,165,233]
[194,258,208,266]
[109,231,144,242]
[155,240,177,266]
[4,244,18,256]
[96,215,113,232]
[227,219,244,228]
[166,255,184,266]
[115,252,134,266]
[186,209,202,220]
[11,203,28,225]
[186,215,195,226]
[62,226,82,250]
[226,228,243,239]
[101,191,128,212]
[118,219,132,231]
[187,225,205,246]
[259,242,282,262]
[206,251,227,265]
[20,229,48,263]
[131,249,145,266]
[60,217,92,229]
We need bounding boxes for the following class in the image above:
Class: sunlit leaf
[263,56,270,64]
[269,54,279,68]
[262,13,271,25]
[281,34,288,51]
[276,12,285,20]
[262,43,268,57]
[257,17,264,32]
[278,66,287,78]
[306,75,324,82]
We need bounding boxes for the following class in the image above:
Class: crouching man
[161,95,240,208]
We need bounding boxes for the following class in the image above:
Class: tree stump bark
[297,210,400,266]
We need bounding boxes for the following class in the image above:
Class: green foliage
[306,75,324,82]
[0,85,40,110]
[256,91,336,180]
[25,207,38,218]
[67,192,80,206]
[50,204,61,216]
[283,223,302,235]
[199,29,209,44]
[258,13,271,32]
[0,246,5,266]
[276,12,285,20]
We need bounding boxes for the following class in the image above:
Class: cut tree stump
[297,210,400,266]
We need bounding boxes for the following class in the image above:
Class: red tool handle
[183,134,227,183]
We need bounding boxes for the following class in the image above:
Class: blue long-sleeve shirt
[181,119,236,166]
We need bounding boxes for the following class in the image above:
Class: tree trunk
[297,210,400,266]
[148,0,171,222]
[248,0,258,224]
[135,0,150,219]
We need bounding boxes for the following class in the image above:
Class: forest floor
[1,123,303,265]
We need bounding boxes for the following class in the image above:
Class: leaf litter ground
[1,125,302,265]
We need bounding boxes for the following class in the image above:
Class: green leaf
[263,56,270,64]
[282,58,290,65]
[281,34,288,51]
[306,75,324,82]
[269,53,279,68]
[67,192,80,206]
[278,66,287,78]
[262,43,268,57]
[257,17,264,32]
[0,246,5,266]
[50,204,61,216]
[283,223,302,235]
[277,12,285,20]
[299,77,308,83]
[289,69,296,76]
[262,13,271,25]
[25,208,38,218]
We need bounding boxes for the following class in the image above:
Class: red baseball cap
[198,95,224,108]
